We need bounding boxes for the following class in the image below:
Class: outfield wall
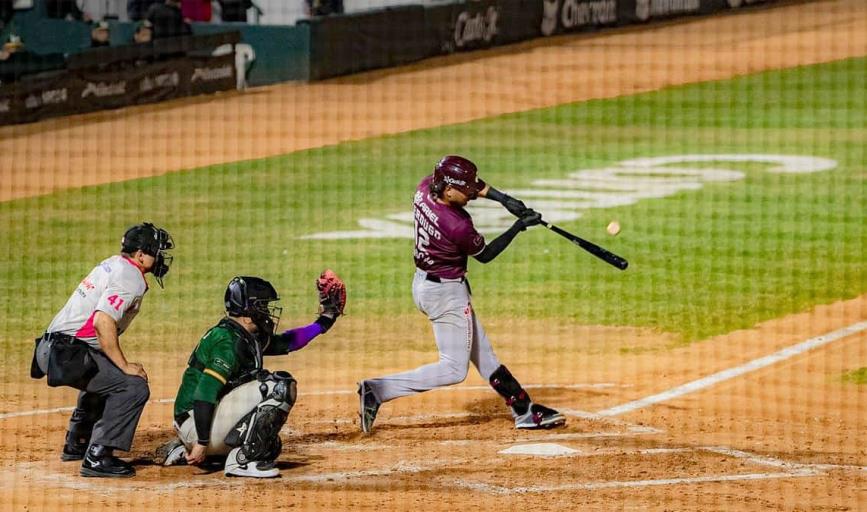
[1,0,792,99]
[300,0,783,80]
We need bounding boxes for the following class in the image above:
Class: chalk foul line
[596,321,867,417]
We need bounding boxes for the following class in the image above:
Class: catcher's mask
[121,222,174,288]
[225,276,282,338]
[431,155,486,199]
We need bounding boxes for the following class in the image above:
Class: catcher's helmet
[121,222,174,288]
[431,155,486,199]
[225,276,282,337]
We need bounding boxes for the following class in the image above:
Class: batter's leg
[468,309,501,381]
[489,365,566,429]
[366,312,472,402]
[366,281,473,403]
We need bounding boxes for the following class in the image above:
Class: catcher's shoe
[154,438,187,466]
[224,447,279,478]
[358,381,380,434]
[514,403,566,430]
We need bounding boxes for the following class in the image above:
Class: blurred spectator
[90,20,110,47]
[0,0,13,29]
[0,34,23,61]
[146,0,192,39]
[304,0,342,17]
[217,0,251,22]
[46,0,88,21]
[0,35,66,85]
[181,0,211,22]
[80,0,129,21]
[133,19,153,44]
[128,0,160,21]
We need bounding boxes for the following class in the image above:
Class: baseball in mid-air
[606,221,621,236]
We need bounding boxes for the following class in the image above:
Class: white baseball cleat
[224,447,280,478]
[155,438,187,466]
[514,403,566,429]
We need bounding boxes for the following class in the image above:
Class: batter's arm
[94,311,147,381]
[480,185,528,218]
[474,210,543,263]
[473,222,523,263]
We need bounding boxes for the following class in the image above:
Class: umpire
[31,222,174,478]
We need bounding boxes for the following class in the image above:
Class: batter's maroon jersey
[413,175,486,279]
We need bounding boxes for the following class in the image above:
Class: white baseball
[606,221,621,236]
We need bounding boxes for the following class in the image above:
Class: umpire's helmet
[225,276,282,337]
[121,222,174,288]
[431,155,487,199]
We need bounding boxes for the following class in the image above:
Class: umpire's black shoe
[80,444,135,478]
[60,432,88,461]
[61,443,86,462]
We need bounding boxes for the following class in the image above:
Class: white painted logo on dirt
[499,443,579,457]
[303,154,837,240]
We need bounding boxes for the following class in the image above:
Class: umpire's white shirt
[47,255,148,350]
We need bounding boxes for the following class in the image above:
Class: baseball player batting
[156,271,346,478]
[31,222,174,478]
[358,155,566,432]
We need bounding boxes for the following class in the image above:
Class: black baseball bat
[541,221,629,270]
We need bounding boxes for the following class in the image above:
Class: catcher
[156,271,346,478]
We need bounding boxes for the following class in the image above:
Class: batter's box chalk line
[0,383,621,421]
[449,444,867,495]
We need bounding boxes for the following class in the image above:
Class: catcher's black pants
[67,351,150,452]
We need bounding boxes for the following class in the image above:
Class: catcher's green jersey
[173,319,258,417]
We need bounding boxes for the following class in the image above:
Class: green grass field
[1,57,864,361]
[843,367,867,384]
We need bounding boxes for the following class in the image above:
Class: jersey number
[107,295,125,311]
[415,221,430,256]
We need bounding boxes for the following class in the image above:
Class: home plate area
[270,409,824,496]
[3,403,836,498]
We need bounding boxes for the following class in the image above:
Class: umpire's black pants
[67,350,150,452]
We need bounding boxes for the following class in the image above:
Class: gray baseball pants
[366,270,501,403]
[36,338,150,453]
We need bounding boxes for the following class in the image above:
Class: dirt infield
[2,1,866,510]
[2,296,865,510]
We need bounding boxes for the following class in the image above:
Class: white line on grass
[597,321,867,417]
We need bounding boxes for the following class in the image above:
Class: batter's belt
[422,272,472,295]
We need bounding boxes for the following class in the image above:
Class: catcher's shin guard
[224,372,295,469]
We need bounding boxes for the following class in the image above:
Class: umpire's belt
[43,332,76,344]
[424,273,465,283]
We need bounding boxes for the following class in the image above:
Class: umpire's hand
[123,362,148,382]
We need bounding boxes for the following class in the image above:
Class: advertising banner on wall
[0,53,236,126]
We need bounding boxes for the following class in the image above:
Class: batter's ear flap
[430,180,446,197]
